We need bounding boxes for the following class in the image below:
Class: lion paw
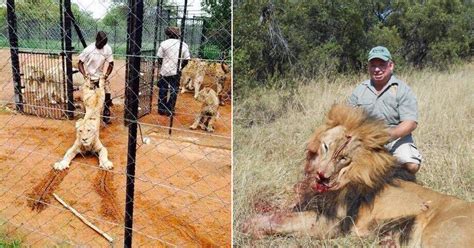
[53,161,69,171]
[198,123,207,130]
[206,126,215,132]
[189,124,198,130]
[242,214,277,239]
[100,160,113,170]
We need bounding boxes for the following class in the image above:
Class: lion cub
[53,117,113,170]
[190,87,220,132]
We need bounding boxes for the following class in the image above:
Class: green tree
[201,0,231,57]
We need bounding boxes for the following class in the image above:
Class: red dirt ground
[0,49,231,247]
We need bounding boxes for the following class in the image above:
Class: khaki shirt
[347,75,418,127]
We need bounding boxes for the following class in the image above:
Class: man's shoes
[103,93,112,124]
[158,109,172,116]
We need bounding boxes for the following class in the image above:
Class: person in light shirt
[156,26,191,116]
[348,46,422,174]
[78,31,114,124]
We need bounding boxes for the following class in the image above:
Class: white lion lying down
[54,76,112,171]
[190,87,220,132]
[53,117,113,170]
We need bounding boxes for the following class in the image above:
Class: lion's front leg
[54,142,80,170]
[190,113,202,130]
[205,114,217,132]
[193,78,202,99]
[96,142,113,170]
[242,210,339,239]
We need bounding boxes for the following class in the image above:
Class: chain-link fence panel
[0,0,231,246]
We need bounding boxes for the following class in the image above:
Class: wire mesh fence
[0,0,231,246]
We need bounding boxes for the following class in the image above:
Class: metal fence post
[168,0,188,135]
[7,0,23,112]
[124,0,144,246]
[64,0,74,119]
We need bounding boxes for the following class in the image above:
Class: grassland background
[233,63,474,247]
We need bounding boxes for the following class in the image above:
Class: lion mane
[243,104,474,247]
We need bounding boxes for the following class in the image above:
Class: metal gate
[18,50,73,119]
[137,49,156,118]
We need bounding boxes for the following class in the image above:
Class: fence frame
[7,0,76,119]
[123,0,144,246]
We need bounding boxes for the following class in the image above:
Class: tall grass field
[233,63,474,247]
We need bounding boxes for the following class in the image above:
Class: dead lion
[243,104,474,247]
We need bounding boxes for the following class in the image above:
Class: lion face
[305,126,361,193]
[303,105,396,193]
[75,118,99,147]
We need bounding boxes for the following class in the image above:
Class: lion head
[303,104,401,194]
[75,118,99,147]
[24,65,45,81]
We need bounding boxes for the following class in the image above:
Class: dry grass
[233,63,474,247]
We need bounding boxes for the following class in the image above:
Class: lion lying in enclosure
[23,64,84,104]
[53,76,112,171]
[190,87,220,132]
[53,117,113,170]
[243,104,474,247]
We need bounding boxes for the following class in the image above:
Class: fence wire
[0,0,231,247]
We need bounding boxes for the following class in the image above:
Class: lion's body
[218,63,231,105]
[82,77,105,120]
[183,61,229,99]
[190,87,220,132]
[53,76,112,171]
[180,58,206,94]
[244,104,474,247]
[23,64,84,104]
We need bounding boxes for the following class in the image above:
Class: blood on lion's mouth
[311,174,332,193]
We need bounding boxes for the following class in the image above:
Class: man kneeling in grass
[348,46,422,174]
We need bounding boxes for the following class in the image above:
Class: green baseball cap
[368,46,392,61]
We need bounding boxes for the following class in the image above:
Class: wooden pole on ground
[53,193,114,244]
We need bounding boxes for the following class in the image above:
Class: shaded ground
[0,49,231,247]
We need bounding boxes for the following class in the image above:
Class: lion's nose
[82,138,87,142]
[317,171,325,179]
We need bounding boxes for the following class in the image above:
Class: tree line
[234,0,474,86]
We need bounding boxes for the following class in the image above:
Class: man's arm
[388,120,417,141]
[105,62,114,79]
[78,61,87,78]
[392,83,418,140]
